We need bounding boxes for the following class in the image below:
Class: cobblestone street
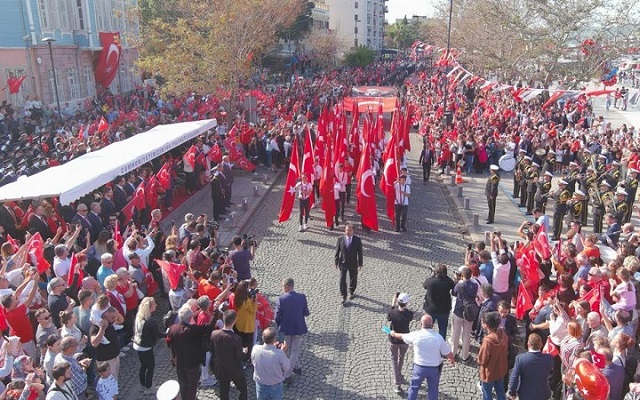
[118,134,485,399]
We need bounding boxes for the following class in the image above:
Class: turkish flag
[515,282,533,319]
[278,137,299,223]
[183,145,198,169]
[542,90,566,109]
[375,102,384,143]
[302,126,315,207]
[403,103,414,153]
[320,138,336,227]
[19,204,34,230]
[145,175,160,210]
[156,259,186,290]
[7,75,26,94]
[355,126,378,231]
[542,338,559,357]
[207,143,223,164]
[26,232,50,273]
[121,197,137,221]
[157,162,172,190]
[97,116,109,133]
[113,220,124,247]
[534,224,552,259]
[235,156,256,172]
[94,32,122,88]
[379,133,398,224]
[582,285,602,317]
[134,181,146,210]
[66,253,84,286]
[195,152,207,168]
[5,234,19,252]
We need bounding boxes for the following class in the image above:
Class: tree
[135,0,302,95]
[344,46,376,67]
[277,1,315,42]
[384,18,427,50]
[306,30,347,70]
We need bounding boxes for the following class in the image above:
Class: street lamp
[42,37,62,122]
[442,0,454,127]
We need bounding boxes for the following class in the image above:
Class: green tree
[277,1,315,42]
[344,45,376,67]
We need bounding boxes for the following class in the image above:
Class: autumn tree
[306,30,346,69]
[135,0,303,95]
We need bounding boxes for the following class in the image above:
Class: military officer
[623,168,639,223]
[614,189,630,225]
[569,190,589,227]
[595,154,608,182]
[565,161,580,195]
[580,167,597,193]
[551,179,571,241]
[526,162,540,215]
[210,164,226,221]
[543,149,556,175]
[486,165,500,224]
[519,156,532,207]
[591,181,612,234]
[607,161,621,188]
[512,149,527,199]
[535,171,553,214]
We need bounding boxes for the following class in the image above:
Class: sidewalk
[159,165,283,246]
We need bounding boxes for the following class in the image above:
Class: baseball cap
[398,293,410,304]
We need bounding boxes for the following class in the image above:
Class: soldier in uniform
[580,167,597,193]
[543,150,556,175]
[551,179,571,241]
[485,165,500,224]
[565,161,580,195]
[569,190,589,227]
[622,168,639,223]
[607,161,621,188]
[512,149,527,199]
[535,171,553,214]
[518,156,532,207]
[595,154,608,182]
[591,181,612,234]
[525,162,540,215]
[614,189,630,225]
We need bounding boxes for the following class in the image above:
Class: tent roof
[0,119,217,205]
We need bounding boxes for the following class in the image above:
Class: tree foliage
[429,0,640,85]
[135,0,302,95]
[344,45,376,67]
[277,1,315,42]
[306,30,346,70]
[384,18,429,50]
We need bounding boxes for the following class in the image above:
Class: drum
[498,154,516,172]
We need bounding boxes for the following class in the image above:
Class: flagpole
[442,0,454,127]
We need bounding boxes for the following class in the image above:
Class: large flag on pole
[356,124,379,231]
[301,126,315,207]
[278,137,300,223]
[320,139,336,227]
[379,133,398,224]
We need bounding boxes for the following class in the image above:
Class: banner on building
[95,32,122,88]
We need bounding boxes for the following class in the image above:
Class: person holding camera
[388,292,414,394]
[229,235,255,281]
[422,264,455,340]
[251,327,290,400]
[229,280,258,364]
[451,267,479,363]
[490,232,512,303]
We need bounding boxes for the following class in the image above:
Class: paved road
[117,133,484,399]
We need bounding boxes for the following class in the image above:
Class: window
[354,26,358,34]
[84,66,95,97]
[38,0,60,30]
[75,0,85,30]
[354,1,358,8]
[67,67,80,100]
[95,0,113,31]
[354,14,358,21]
[354,39,358,47]
[58,0,71,31]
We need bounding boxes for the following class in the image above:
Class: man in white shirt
[489,232,511,302]
[335,164,348,222]
[251,327,290,397]
[389,314,455,400]
[394,175,410,232]
[533,208,550,233]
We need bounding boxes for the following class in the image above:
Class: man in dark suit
[100,188,117,225]
[598,213,621,249]
[28,204,53,240]
[418,142,435,183]
[0,201,22,239]
[222,155,235,205]
[507,333,554,400]
[334,223,363,305]
[112,177,128,209]
[210,310,248,400]
[275,278,310,382]
[124,173,137,198]
[167,306,216,400]
[87,202,104,242]
[70,203,93,248]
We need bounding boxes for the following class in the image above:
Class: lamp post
[42,37,62,122]
[442,0,454,127]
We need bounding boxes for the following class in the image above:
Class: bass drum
[498,154,516,172]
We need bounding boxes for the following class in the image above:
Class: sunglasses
[39,315,51,320]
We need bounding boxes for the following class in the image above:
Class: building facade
[325,0,387,51]
[0,0,140,108]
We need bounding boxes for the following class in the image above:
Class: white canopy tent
[0,119,217,205]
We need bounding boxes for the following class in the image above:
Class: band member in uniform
[312,157,322,203]
[551,180,571,241]
[595,154,607,181]
[614,189,630,225]
[295,174,313,232]
[535,171,553,214]
[565,161,580,195]
[607,161,621,188]
[591,181,611,234]
[418,142,435,183]
[512,149,527,199]
[518,156,531,207]
[623,168,639,223]
[580,167,597,193]
[526,162,540,215]
[486,165,500,224]
[543,150,556,175]
[394,175,410,232]
[335,163,348,222]
[569,190,588,227]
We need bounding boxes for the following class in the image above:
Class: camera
[242,234,258,249]
[248,287,259,300]
[206,221,219,236]
[467,243,473,251]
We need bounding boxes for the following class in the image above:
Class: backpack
[163,310,178,329]
[462,299,480,322]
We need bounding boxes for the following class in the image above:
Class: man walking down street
[507,333,554,400]
[251,327,290,400]
[388,292,414,394]
[334,224,363,305]
[418,142,435,183]
[478,312,509,400]
[422,264,455,340]
[389,314,455,400]
[275,278,309,385]
[210,310,248,400]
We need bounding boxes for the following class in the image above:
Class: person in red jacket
[1,268,40,360]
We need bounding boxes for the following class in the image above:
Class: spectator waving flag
[26,233,50,273]
[278,136,300,223]
[157,162,172,190]
[515,282,533,319]
[207,143,223,164]
[145,175,160,210]
[155,259,186,290]
[66,253,84,286]
[183,145,198,169]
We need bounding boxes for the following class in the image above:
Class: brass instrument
[535,148,547,157]
[588,187,602,205]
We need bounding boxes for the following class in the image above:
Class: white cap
[598,154,606,159]
[617,189,628,196]
[600,181,611,187]
[531,162,540,168]
[490,164,500,171]
[612,161,620,166]
[544,171,553,177]
[156,380,180,400]
[548,150,556,154]
[518,149,527,153]
[630,169,639,174]
[558,180,568,185]
[523,156,532,161]
[569,161,579,167]
[574,190,585,197]
[397,293,410,304]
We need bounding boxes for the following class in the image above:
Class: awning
[0,119,217,204]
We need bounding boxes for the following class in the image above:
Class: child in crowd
[96,361,119,400]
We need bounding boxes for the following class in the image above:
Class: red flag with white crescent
[97,116,109,133]
[155,259,186,290]
[302,126,315,207]
[7,76,26,94]
[320,139,336,227]
[94,32,122,88]
[379,134,398,224]
[207,143,223,164]
[26,232,50,273]
[515,282,533,319]
[183,145,198,169]
[542,338,559,357]
[356,126,378,231]
[157,162,172,190]
[278,137,300,223]
[67,253,84,286]
[145,175,160,210]
[134,181,146,211]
